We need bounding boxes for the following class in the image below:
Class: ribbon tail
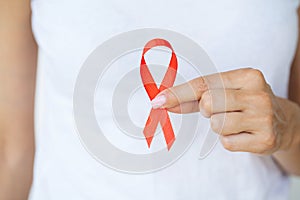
[160,109,176,150]
[143,109,160,148]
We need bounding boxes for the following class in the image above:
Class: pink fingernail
[151,95,166,109]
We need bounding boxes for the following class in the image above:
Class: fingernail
[151,95,166,109]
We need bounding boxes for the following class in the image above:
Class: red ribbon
[140,38,177,150]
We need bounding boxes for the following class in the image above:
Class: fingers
[151,76,208,109]
[203,68,266,90]
[151,68,266,109]
[220,131,276,154]
[167,101,199,113]
[210,108,277,154]
[210,112,254,135]
[166,89,248,115]
[199,89,246,117]
[150,68,276,155]
[220,133,258,153]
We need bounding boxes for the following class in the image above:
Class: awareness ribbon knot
[140,38,177,150]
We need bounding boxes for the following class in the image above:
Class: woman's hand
[151,68,300,156]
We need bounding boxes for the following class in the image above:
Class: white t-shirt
[30,0,299,199]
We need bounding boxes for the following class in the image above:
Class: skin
[0,0,37,199]
[0,1,298,200]
[153,68,300,175]
[152,8,300,176]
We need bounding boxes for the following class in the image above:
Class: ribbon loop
[140,38,178,150]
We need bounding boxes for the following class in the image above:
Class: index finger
[151,68,252,109]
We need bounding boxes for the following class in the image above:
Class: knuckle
[200,91,212,117]
[189,77,208,98]
[259,113,274,129]
[240,67,254,74]
[232,90,244,103]
[253,91,272,109]
[210,115,221,133]
[248,68,264,79]
[260,91,272,105]
[220,137,234,151]
[264,114,273,126]
[251,69,264,79]
[253,147,267,155]
[262,132,276,150]
[243,68,266,85]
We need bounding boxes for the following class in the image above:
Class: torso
[30,0,299,199]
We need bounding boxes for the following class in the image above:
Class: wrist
[277,97,300,151]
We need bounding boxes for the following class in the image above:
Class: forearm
[0,136,35,199]
[0,51,36,197]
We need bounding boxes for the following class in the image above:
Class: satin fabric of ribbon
[140,38,178,150]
